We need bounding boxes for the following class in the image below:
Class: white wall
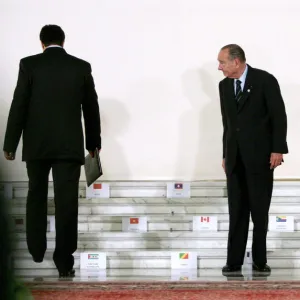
[0,0,299,182]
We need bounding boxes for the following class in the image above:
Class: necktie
[235,80,242,102]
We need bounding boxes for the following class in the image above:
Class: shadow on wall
[176,62,224,180]
[99,98,131,180]
[274,84,299,178]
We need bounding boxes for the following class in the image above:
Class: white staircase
[4,180,300,276]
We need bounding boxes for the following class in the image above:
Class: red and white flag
[200,217,210,223]
[93,183,102,189]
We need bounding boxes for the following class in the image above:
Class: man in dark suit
[218,44,288,274]
[3,25,101,277]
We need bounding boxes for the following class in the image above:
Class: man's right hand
[4,151,15,161]
[222,159,225,172]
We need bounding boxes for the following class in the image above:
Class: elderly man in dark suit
[218,44,288,274]
[3,25,101,277]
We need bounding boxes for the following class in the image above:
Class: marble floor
[15,268,300,282]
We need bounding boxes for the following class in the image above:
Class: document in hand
[84,149,103,187]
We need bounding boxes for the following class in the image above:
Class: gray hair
[221,44,246,62]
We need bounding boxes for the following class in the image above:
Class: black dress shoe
[252,263,271,272]
[59,269,75,278]
[222,264,242,272]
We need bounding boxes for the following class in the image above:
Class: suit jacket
[3,47,101,164]
[219,64,288,174]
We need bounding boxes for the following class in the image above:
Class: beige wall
[0,0,298,181]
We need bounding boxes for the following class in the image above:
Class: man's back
[3,24,101,277]
[4,47,101,163]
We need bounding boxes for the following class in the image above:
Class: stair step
[11,215,300,233]
[10,196,300,205]
[14,258,300,269]
[9,180,300,198]
[9,204,300,215]
[12,249,300,270]
[12,248,300,258]
[14,231,300,239]
[12,232,300,250]
[13,268,300,281]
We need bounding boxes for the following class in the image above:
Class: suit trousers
[26,160,81,272]
[226,150,274,266]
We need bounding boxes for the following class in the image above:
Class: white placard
[167,182,190,198]
[86,183,110,198]
[11,216,26,232]
[80,252,106,270]
[122,217,147,232]
[193,216,218,231]
[47,216,55,232]
[269,216,294,232]
[171,270,198,281]
[243,249,252,265]
[171,252,197,269]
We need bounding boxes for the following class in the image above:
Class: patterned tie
[235,80,242,102]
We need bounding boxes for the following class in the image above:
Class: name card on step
[171,252,197,269]
[47,216,55,232]
[86,183,110,198]
[122,217,147,232]
[193,216,218,231]
[167,182,190,198]
[11,216,26,232]
[269,216,294,232]
[80,252,106,270]
[243,249,252,265]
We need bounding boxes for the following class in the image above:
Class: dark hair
[221,44,246,62]
[40,25,65,47]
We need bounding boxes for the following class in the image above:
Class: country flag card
[167,182,191,198]
[80,252,106,270]
[11,216,26,232]
[122,217,147,232]
[193,216,218,231]
[86,182,110,198]
[171,252,197,269]
[269,216,294,232]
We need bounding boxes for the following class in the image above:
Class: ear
[41,42,46,51]
[234,58,240,67]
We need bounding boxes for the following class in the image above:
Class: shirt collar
[235,64,248,84]
[45,45,63,49]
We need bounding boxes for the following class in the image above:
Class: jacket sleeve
[219,81,227,159]
[3,59,31,153]
[82,63,101,151]
[264,74,288,154]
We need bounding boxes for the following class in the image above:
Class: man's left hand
[270,153,283,169]
[4,151,15,161]
[89,148,101,158]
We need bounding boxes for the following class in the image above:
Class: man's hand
[270,153,283,169]
[4,151,15,161]
[222,158,225,172]
[89,148,101,158]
